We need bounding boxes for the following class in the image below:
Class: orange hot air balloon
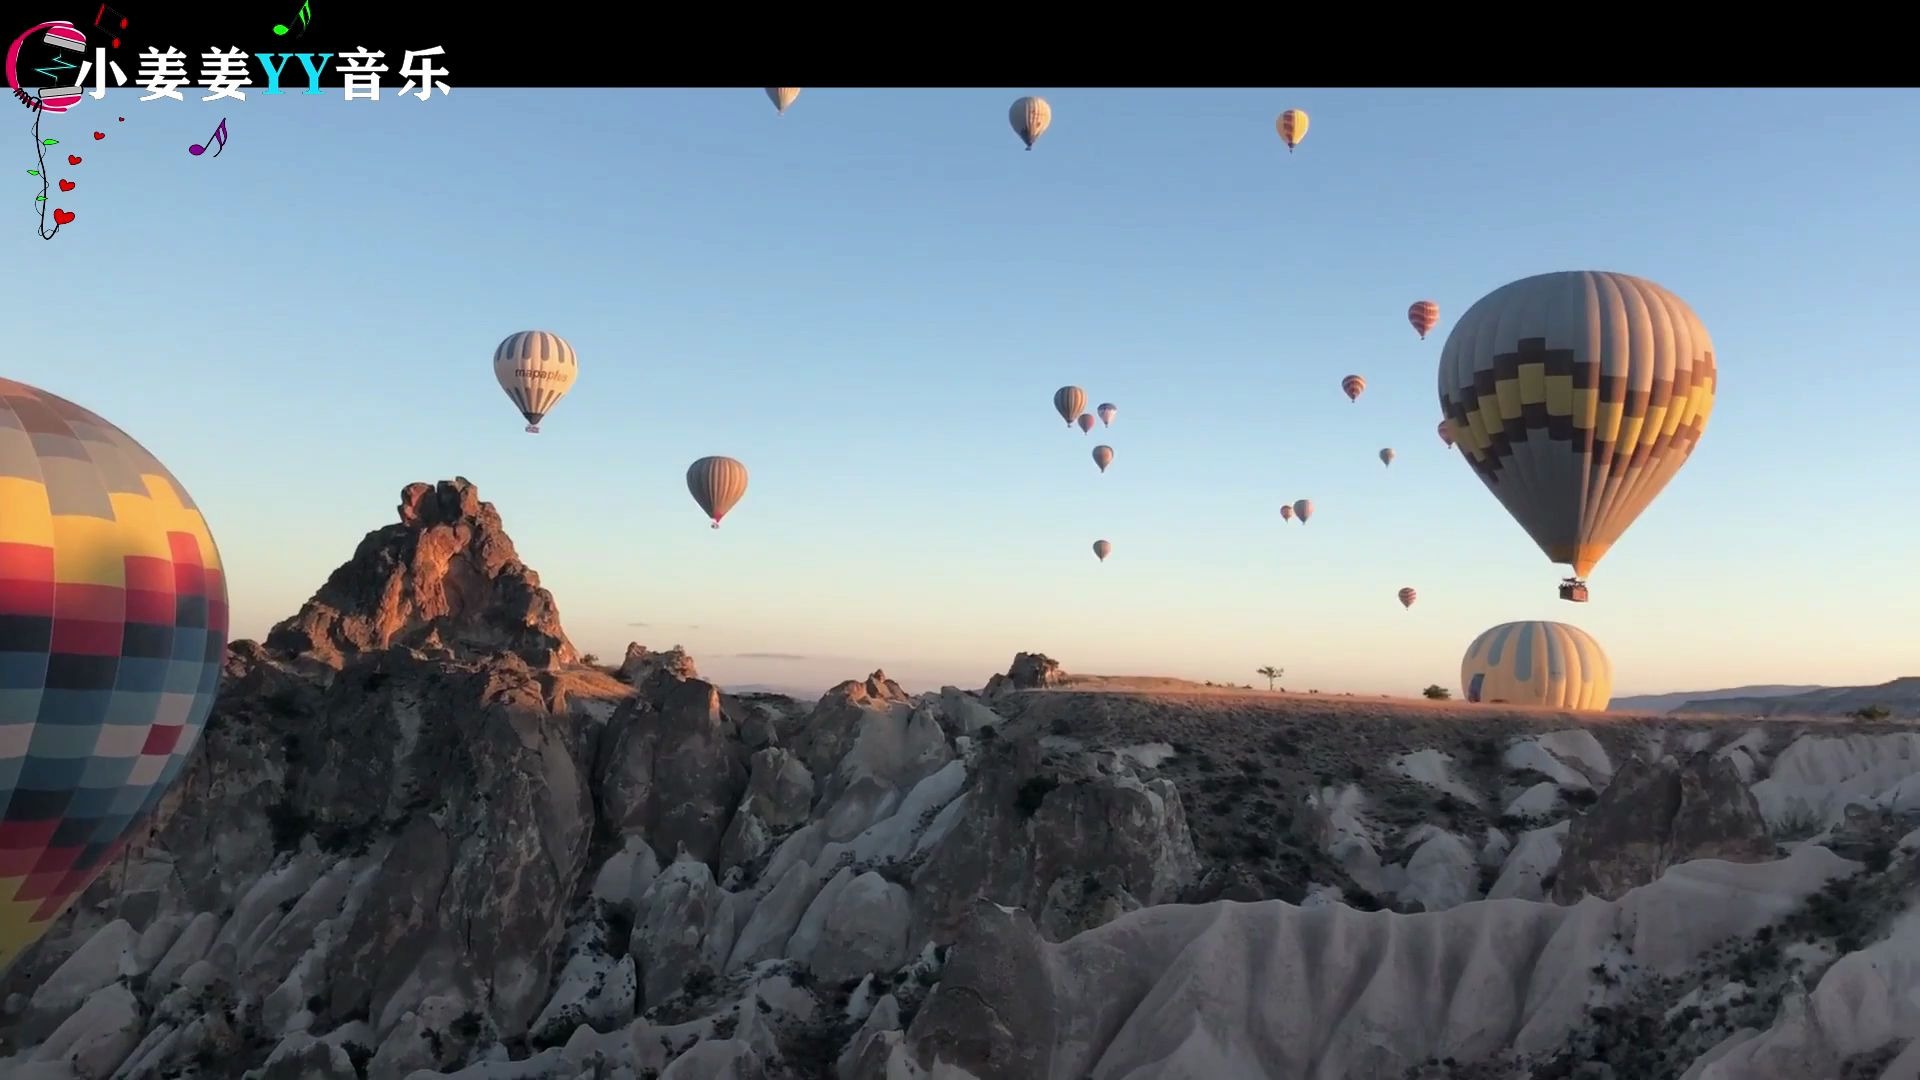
[1398,587,1417,609]
[1077,413,1096,433]
[1276,108,1309,152]
[1341,375,1366,403]
[1408,300,1440,340]
[1092,445,1114,472]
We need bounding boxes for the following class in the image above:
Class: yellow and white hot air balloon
[1460,620,1612,710]
[493,330,578,434]
[1276,108,1309,152]
[766,87,801,114]
[687,456,749,529]
[1010,96,1051,150]
[1438,271,1717,602]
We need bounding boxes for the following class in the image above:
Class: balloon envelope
[765,87,801,113]
[1279,504,1294,521]
[1408,300,1440,339]
[687,456,749,527]
[1438,419,1455,448]
[0,379,228,973]
[1092,539,1111,561]
[1053,386,1086,425]
[1341,375,1365,402]
[1010,96,1051,149]
[1437,270,1717,580]
[1277,108,1308,150]
[1092,445,1114,472]
[1460,620,1612,710]
[1398,587,1416,608]
[493,330,578,433]
[1293,499,1313,522]
[1097,403,1117,426]
[1076,414,1096,433]
[1379,448,1395,466]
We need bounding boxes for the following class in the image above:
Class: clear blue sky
[19,87,1920,697]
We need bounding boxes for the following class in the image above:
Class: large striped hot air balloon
[1076,414,1096,433]
[765,87,801,114]
[493,330,578,434]
[1292,499,1313,523]
[1398,587,1417,608]
[1438,271,1717,602]
[1053,386,1086,426]
[1460,620,1612,710]
[1010,96,1051,150]
[1097,403,1117,427]
[687,456,749,529]
[0,379,227,974]
[1276,108,1308,151]
[1341,375,1365,403]
[1092,445,1114,473]
[1092,539,1111,562]
[1408,300,1440,340]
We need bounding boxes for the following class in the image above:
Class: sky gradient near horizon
[17,87,1920,697]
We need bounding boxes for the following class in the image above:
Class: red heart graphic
[58,179,73,191]
[53,209,74,225]
[67,154,80,165]
[92,131,104,140]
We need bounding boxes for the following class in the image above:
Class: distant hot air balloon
[1093,539,1112,562]
[765,87,801,114]
[1341,374,1366,403]
[1408,300,1440,340]
[1092,445,1114,472]
[1053,386,1086,426]
[1379,448,1396,467]
[1437,419,1455,448]
[1398,587,1417,608]
[1010,96,1051,150]
[493,330,578,434]
[0,379,228,974]
[1077,413,1096,433]
[1097,402,1117,427]
[1276,108,1309,152]
[687,456,749,529]
[1460,620,1612,710]
[1293,499,1313,523]
[1279,504,1295,522]
[1439,271,1717,603]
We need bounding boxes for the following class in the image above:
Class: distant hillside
[1669,677,1920,719]
[1609,684,1824,715]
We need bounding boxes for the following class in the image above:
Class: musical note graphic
[92,4,128,49]
[273,0,313,36]
[188,118,228,158]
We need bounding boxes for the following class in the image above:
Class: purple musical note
[188,117,227,158]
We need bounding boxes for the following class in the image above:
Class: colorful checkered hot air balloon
[0,379,227,974]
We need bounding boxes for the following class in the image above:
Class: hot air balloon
[1460,620,1612,710]
[1092,445,1114,472]
[687,456,748,529]
[1097,403,1117,427]
[1077,413,1096,433]
[1408,300,1440,340]
[1379,448,1396,467]
[1010,96,1051,150]
[0,379,228,974]
[493,330,578,434]
[1438,270,1717,603]
[1398,587,1417,608]
[1341,374,1366,403]
[1053,386,1086,426]
[1293,499,1313,523]
[1279,504,1295,522]
[1437,419,1455,448]
[765,87,801,114]
[1092,539,1112,562]
[1276,108,1308,152]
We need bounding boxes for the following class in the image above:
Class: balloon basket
[1558,580,1589,603]
[525,424,540,434]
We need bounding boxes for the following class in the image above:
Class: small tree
[1851,704,1891,721]
[1423,684,1451,700]
[1257,666,1284,691]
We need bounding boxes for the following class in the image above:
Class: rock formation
[265,478,575,670]
[981,651,1063,697]
[1553,751,1776,902]
[618,641,698,685]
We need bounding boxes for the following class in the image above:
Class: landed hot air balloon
[1293,499,1313,523]
[1010,96,1051,150]
[0,379,228,974]
[1279,504,1294,522]
[1398,587,1417,608]
[1092,539,1112,562]
[1408,300,1440,340]
[1379,448,1395,467]
[1076,413,1096,433]
[765,87,801,114]
[1276,108,1308,152]
[1460,620,1612,710]
[1092,445,1114,472]
[687,456,748,529]
[1438,419,1455,448]
[493,330,578,434]
[1097,403,1117,427]
[1438,270,1717,603]
[1053,386,1086,426]
[1341,374,1366,403]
